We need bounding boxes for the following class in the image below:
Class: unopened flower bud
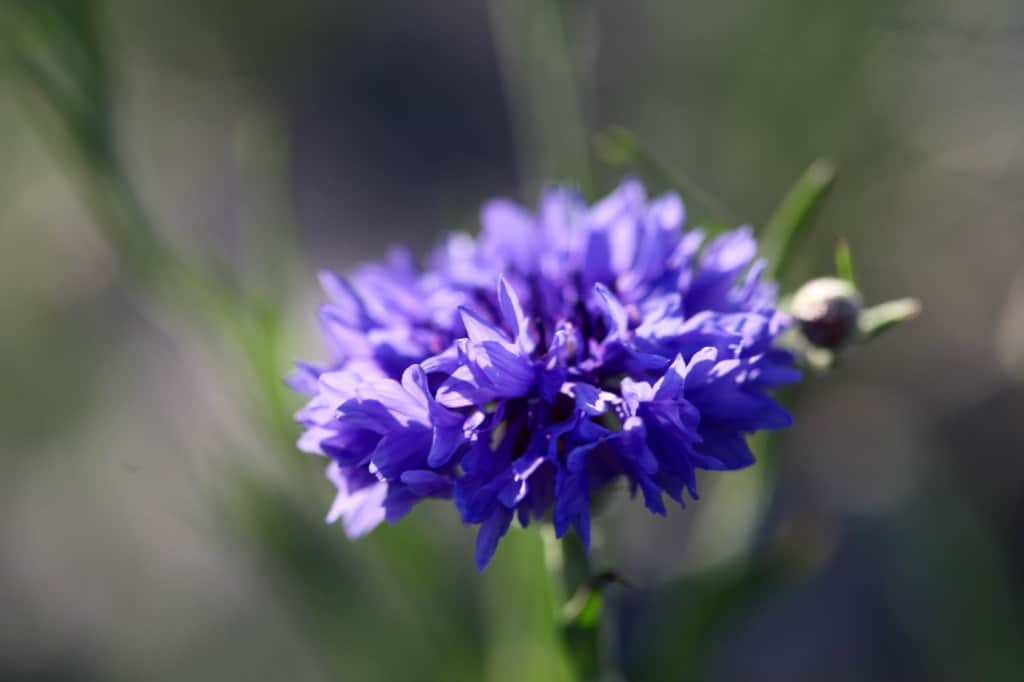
[791,277,863,350]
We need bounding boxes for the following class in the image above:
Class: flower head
[291,180,800,569]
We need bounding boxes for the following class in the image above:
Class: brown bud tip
[791,277,863,350]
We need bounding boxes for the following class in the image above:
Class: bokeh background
[3,1,1024,680]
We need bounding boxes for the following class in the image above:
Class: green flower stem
[489,2,611,675]
[487,0,594,196]
[542,527,608,682]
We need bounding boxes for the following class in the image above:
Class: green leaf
[834,237,856,285]
[762,159,837,282]
[858,297,922,340]
[2,0,113,160]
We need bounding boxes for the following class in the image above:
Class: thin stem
[542,527,605,682]
[8,7,302,454]
[593,126,738,227]
[487,0,594,196]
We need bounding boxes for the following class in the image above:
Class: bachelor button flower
[291,179,801,569]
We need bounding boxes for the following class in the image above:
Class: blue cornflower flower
[291,180,800,569]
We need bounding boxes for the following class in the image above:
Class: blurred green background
[2,1,1024,680]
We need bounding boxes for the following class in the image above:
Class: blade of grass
[761,159,837,281]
